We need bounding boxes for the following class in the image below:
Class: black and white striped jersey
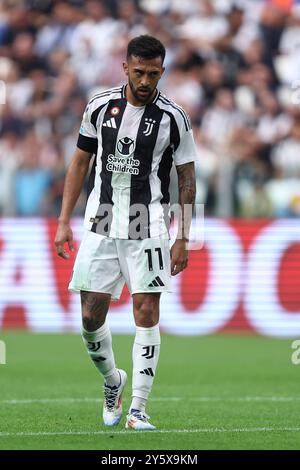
[77,85,198,239]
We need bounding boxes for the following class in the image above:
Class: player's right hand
[54,221,75,260]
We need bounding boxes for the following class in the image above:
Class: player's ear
[123,62,129,76]
[161,66,165,77]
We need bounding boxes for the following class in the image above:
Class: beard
[128,78,154,104]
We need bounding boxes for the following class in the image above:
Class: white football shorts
[69,230,172,300]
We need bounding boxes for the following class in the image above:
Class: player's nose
[140,77,150,87]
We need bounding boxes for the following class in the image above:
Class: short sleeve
[77,101,98,154]
[173,112,198,166]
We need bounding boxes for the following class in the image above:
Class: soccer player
[54,35,197,430]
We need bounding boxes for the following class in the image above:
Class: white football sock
[130,396,147,413]
[82,321,119,386]
[130,324,161,412]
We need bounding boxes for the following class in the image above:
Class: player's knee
[82,314,104,331]
[80,291,110,331]
[134,299,159,328]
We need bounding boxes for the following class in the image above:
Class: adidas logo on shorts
[148,276,165,287]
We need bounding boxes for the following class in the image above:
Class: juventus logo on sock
[87,341,106,361]
[87,341,101,352]
[141,346,155,359]
[140,368,154,376]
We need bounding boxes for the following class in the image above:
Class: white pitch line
[2,398,102,404]
[1,427,300,438]
[2,397,300,405]
[193,397,300,402]
[1,397,181,405]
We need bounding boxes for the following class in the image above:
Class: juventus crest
[143,118,156,136]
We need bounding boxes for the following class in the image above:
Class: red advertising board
[0,218,299,337]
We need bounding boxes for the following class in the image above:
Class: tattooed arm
[176,161,196,240]
[170,162,196,276]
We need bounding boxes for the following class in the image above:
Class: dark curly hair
[127,35,166,63]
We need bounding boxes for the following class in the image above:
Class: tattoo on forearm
[175,162,196,240]
[177,162,196,205]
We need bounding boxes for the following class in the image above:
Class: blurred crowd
[1,0,300,218]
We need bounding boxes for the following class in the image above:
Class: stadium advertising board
[0,218,299,338]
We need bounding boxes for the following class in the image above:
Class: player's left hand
[170,239,189,276]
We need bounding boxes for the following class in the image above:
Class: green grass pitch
[0,332,300,450]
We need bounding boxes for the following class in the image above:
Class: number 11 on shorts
[145,248,164,271]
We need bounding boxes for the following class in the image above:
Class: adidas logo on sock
[140,368,154,377]
[148,276,165,287]
[91,355,106,362]
[103,117,117,128]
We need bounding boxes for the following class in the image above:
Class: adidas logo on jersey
[148,276,165,287]
[103,117,117,129]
